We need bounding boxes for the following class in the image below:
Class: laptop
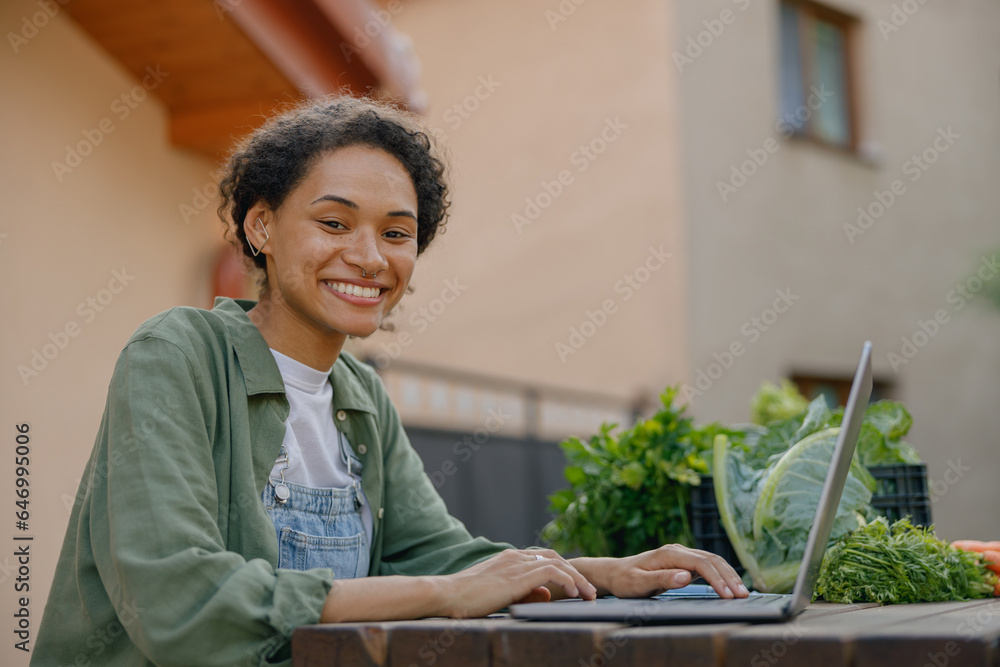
[511,341,873,624]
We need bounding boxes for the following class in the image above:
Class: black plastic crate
[869,463,932,526]
[690,464,932,573]
[689,475,743,574]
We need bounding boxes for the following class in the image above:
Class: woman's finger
[513,586,552,605]
[535,557,598,599]
[517,549,597,599]
[652,546,746,598]
[528,561,583,598]
[518,548,569,563]
[645,567,692,596]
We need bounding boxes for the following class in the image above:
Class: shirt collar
[211,297,377,414]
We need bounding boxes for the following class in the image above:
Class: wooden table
[292,598,1000,666]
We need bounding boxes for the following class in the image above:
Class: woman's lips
[322,280,387,305]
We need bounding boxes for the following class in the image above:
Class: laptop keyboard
[661,595,787,605]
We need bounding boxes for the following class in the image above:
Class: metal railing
[363,357,648,441]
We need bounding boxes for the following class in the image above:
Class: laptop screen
[788,341,872,612]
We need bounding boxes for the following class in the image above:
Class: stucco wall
[1,2,222,663]
[350,0,689,406]
[676,0,1000,540]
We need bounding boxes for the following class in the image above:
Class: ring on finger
[534,554,546,561]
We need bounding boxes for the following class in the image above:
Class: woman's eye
[385,230,414,239]
[319,220,346,229]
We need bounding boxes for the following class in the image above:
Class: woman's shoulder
[121,298,252,364]
[128,305,225,345]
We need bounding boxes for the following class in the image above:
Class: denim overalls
[261,429,371,579]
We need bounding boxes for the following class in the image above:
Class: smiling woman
[242,145,421,369]
[32,97,746,667]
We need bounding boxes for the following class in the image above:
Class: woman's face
[249,145,419,342]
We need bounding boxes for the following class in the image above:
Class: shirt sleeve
[88,335,331,667]
[366,370,514,577]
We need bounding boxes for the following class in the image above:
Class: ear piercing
[248,218,269,257]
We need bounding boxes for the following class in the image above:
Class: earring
[248,217,269,257]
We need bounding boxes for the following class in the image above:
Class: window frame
[779,0,861,154]
[790,372,893,408]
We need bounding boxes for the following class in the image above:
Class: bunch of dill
[815,517,998,604]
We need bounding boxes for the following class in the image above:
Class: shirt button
[357,444,367,455]
[378,508,384,519]
[336,410,347,421]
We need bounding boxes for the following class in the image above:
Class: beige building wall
[350,0,689,410]
[1,2,222,663]
[675,0,1000,540]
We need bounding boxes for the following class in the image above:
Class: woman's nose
[344,228,386,273]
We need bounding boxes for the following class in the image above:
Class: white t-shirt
[267,348,374,544]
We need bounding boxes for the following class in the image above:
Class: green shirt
[32,297,510,667]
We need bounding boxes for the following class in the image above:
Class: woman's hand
[434,549,597,618]
[570,544,749,599]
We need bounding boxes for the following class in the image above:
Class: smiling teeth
[328,282,380,298]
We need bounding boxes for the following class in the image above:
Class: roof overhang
[67,0,424,159]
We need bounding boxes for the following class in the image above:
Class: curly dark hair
[218,96,450,288]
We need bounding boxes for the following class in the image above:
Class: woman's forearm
[568,557,614,596]
[320,549,598,622]
[320,575,449,623]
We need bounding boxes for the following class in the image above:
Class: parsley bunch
[816,517,998,604]
[541,388,740,557]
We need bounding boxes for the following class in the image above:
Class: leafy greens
[542,388,742,557]
[750,380,810,426]
[714,393,923,593]
[816,517,998,604]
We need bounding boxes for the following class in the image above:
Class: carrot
[951,540,1000,553]
[982,550,1000,575]
[951,540,985,551]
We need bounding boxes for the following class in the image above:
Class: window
[779,0,858,150]
[791,373,892,408]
